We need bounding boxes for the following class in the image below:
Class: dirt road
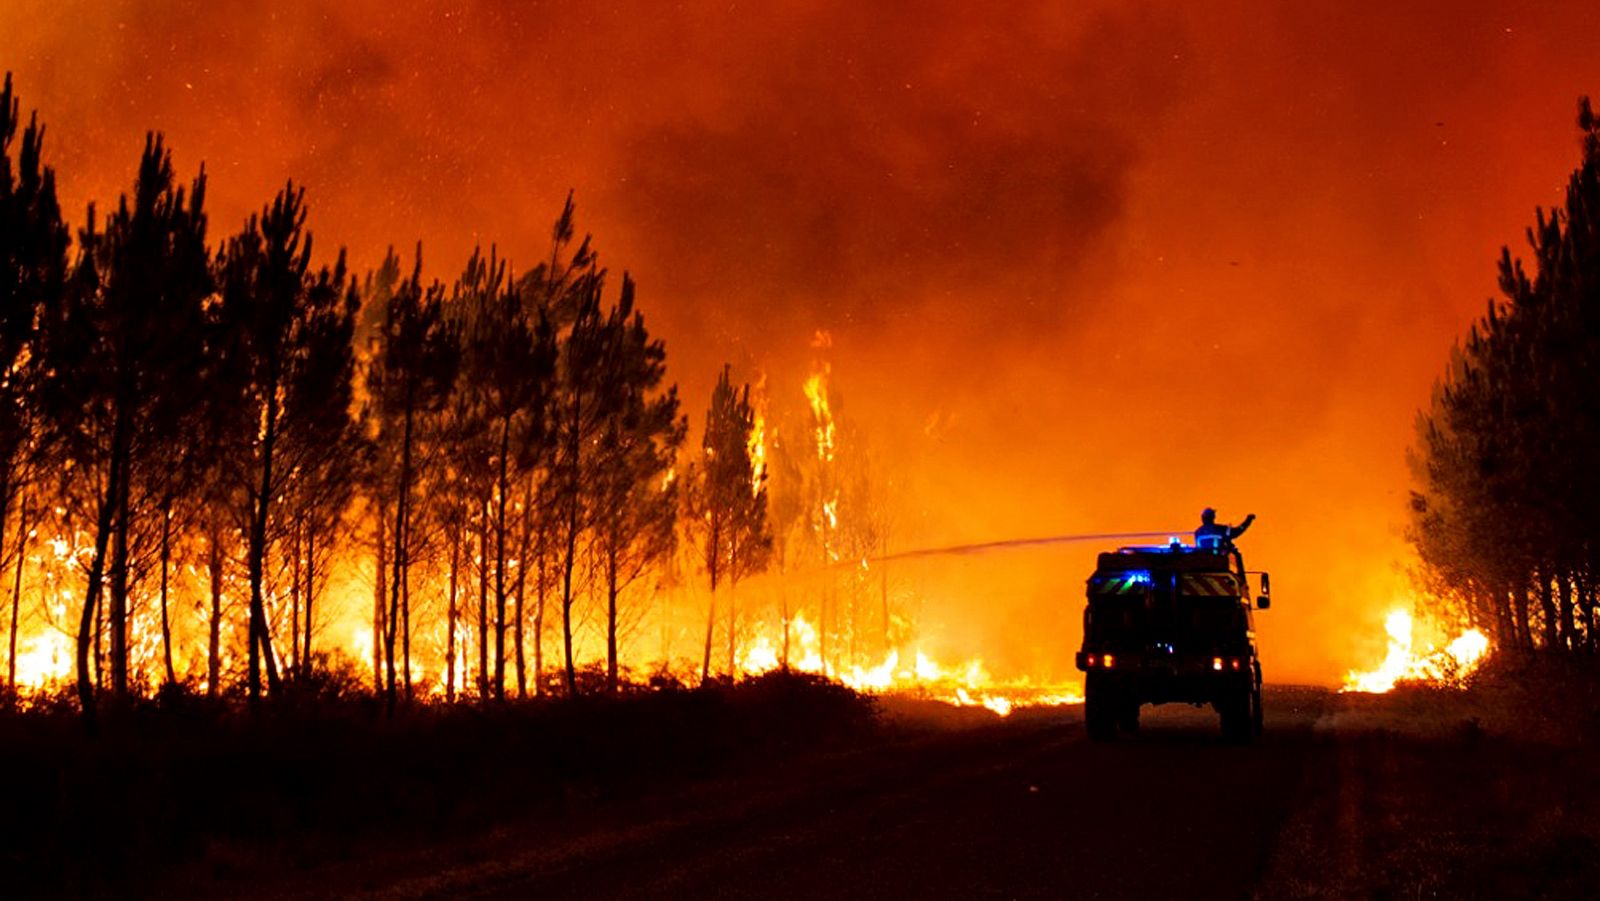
[279,686,1597,900]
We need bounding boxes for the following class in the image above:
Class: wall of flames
[1,365,1088,717]
[1342,609,1491,694]
[0,339,1488,709]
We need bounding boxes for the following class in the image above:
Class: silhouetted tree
[690,366,772,683]
[0,74,66,695]
[591,276,683,692]
[215,183,360,701]
[1412,98,1600,654]
[41,134,211,714]
[553,270,606,696]
[367,250,458,710]
[457,246,554,700]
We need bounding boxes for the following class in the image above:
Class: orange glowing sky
[4,0,1599,683]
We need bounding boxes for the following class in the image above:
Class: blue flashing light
[1126,570,1153,586]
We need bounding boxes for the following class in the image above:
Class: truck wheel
[1251,683,1264,737]
[1085,678,1117,742]
[1119,702,1140,734]
[1218,689,1254,743]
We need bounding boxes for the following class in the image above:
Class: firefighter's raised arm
[1229,513,1257,540]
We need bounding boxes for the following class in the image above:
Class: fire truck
[1075,541,1271,742]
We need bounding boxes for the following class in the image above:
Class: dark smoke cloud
[616,4,1187,340]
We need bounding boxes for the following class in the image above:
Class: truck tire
[1251,682,1264,737]
[1119,701,1140,734]
[1085,676,1117,742]
[1218,688,1254,743]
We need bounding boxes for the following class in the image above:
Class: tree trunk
[606,532,618,694]
[1587,580,1599,652]
[248,375,284,703]
[494,417,510,701]
[1537,570,1559,651]
[561,501,579,697]
[383,502,399,707]
[1490,583,1512,649]
[373,503,387,693]
[207,529,223,698]
[402,548,413,701]
[727,576,738,679]
[446,519,459,702]
[701,520,719,686]
[159,504,176,688]
[385,401,412,713]
[8,493,29,694]
[1579,573,1597,652]
[0,477,11,695]
[77,448,121,723]
[514,556,527,698]
[108,452,130,697]
[560,390,582,698]
[1514,582,1534,652]
[288,518,301,680]
[1557,572,1576,652]
[94,595,104,692]
[303,523,316,680]
[534,512,547,698]
[477,507,489,701]
[515,472,533,699]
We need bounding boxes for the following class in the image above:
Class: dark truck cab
[1075,542,1272,742]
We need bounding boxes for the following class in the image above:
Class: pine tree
[591,275,683,693]
[1412,98,1600,653]
[458,246,555,701]
[367,249,459,710]
[215,183,360,701]
[40,134,212,714]
[0,73,66,696]
[690,366,772,683]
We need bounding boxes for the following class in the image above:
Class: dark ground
[209,683,1600,900]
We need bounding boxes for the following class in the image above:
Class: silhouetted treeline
[0,73,786,714]
[1411,98,1600,655]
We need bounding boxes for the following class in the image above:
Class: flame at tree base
[739,615,1081,716]
[1342,609,1490,694]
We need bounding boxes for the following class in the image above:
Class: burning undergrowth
[1342,608,1490,694]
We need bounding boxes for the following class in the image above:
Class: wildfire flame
[10,630,72,691]
[802,369,836,465]
[1342,608,1490,693]
[738,613,1081,715]
[0,365,1084,719]
[748,376,768,496]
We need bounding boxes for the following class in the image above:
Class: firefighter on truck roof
[1195,507,1255,550]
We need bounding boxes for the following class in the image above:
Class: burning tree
[365,250,460,709]
[690,365,773,683]
[455,245,555,701]
[590,276,683,693]
[434,256,492,702]
[540,198,616,698]
[0,74,65,698]
[2,71,1008,712]
[788,356,887,675]
[213,184,361,701]
[39,134,213,715]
